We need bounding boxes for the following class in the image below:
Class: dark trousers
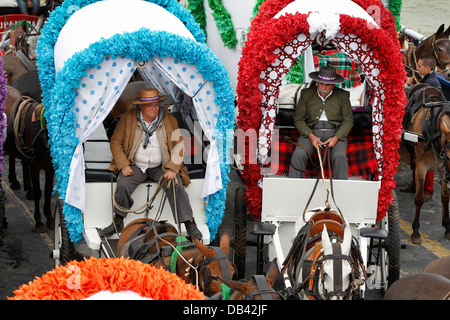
[114,165,193,223]
[289,124,348,179]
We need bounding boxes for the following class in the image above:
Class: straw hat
[132,88,168,104]
[309,66,345,84]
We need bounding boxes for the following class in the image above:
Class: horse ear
[436,24,445,37]
[265,259,279,287]
[444,25,450,38]
[36,16,44,32]
[321,225,332,251]
[220,230,230,255]
[341,224,352,255]
[194,238,215,258]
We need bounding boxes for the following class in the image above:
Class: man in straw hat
[99,88,202,239]
[289,66,353,179]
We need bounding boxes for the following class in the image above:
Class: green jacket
[293,86,353,140]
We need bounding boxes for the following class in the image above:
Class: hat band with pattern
[318,74,336,81]
[140,96,159,102]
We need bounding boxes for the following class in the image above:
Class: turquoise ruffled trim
[37,0,234,243]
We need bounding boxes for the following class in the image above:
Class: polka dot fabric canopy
[37,0,235,242]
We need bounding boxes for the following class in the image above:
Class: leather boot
[184,219,202,240]
[99,215,124,237]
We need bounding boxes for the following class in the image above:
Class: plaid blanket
[268,128,377,179]
[313,49,362,88]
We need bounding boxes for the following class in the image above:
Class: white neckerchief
[317,88,333,121]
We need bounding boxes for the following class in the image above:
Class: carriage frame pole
[272,221,294,298]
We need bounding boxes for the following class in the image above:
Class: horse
[218,259,284,300]
[422,255,450,280]
[402,84,450,244]
[383,273,450,300]
[402,24,450,81]
[283,211,365,300]
[1,17,43,102]
[383,256,450,300]
[4,86,54,233]
[116,218,236,297]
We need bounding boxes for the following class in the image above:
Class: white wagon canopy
[37,0,235,243]
[237,0,407,220]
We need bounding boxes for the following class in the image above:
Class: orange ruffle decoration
[8,257,205,300]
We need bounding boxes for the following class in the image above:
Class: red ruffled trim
[237,0,406,221]
[8,257,205,300]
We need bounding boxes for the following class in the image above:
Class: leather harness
[9,96,47,163]
[244,275,279,300]
[121,219,235,296]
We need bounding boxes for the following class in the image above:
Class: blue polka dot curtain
[66,56,135,211]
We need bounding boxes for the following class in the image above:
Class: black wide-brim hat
[309,66,345,84]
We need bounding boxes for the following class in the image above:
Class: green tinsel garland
[388,0,403,31]
[187,0,237,49]
[187,0,207,35]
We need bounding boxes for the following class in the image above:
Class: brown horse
[402,24,450,81]
[219,259,283,300]
[384,256,450,300]
[403,84,450,244]
[423,255,450,280]
[116,218,236,297]
[0,17,43,102]
[383,273,450,300]
[4,86,54,233]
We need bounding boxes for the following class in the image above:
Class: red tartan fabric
[269,128,377,179]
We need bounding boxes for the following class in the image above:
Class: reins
[109,174,181,236]
[301,144,344,223]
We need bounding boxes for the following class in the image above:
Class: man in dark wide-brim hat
[289,66,353,179]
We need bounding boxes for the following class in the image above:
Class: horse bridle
[244,275,280,300]
[195,246,236,296]
[432,36,450,71]
[406,35,450,80]
[320,241,354,300]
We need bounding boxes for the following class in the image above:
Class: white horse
[291,223,364,300]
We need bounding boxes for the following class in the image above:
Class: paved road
[0,159,449,300]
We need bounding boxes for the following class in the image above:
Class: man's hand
[121,165,134,177]
[164,169,177,181]
[405,76,414,85]
[323,136,339,148]
[308,133,322,149]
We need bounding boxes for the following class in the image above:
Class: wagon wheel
[232,187,247,279]
[376,189,401,293]
[53,199,78,266]
[385,190,401,287]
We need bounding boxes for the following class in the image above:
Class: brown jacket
[109,108,190,186]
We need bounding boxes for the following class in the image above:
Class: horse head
[320,224,357,300]
[218,259,282,300]
[415,24,450,80]
[434,25,450,79]
[192,231,236,296]
[16,16,43,60]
